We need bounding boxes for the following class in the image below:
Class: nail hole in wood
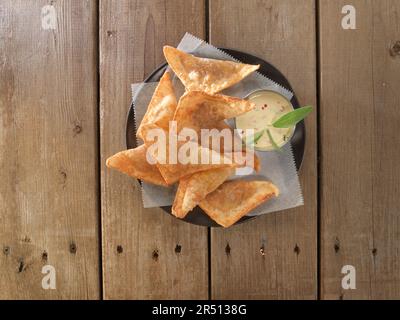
[107,30,117,38]
[69,242,77,254]
[174,244,181,254]
[3,246,10,255]
[42,251,48,262]
[116,245,123,254]
[334,238,340,253]
[294,244,300,255]
[17,259,25,273]
[225,243,231,255]
[372,248,377,256]
[152,249,159,261]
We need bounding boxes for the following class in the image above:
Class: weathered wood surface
[0,0,100,299]
[320,0,400,299]
[2,0,400,300]
[99,0,208,299]
[209,0,318,299]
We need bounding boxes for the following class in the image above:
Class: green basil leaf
[272,106,313,128]
[266,129,281,152]
[243,129,265,146]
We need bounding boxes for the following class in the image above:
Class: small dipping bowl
[235,89,295,151]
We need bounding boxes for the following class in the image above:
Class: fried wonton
[106,144,168,187]
[163,46,259,94]
[172,167,235,218]
[140,124,236,185]
[149,141,236,185]
[171,147,261,218]
[202,121,241,153]
[199,180,279,227]
[174,91,255,134]
[136,71,177,140]
[201,121,261,172]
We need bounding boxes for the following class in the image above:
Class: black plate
[126,48,305,227]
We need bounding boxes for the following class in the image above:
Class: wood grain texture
[320,0,400,299]
[0,0,99,299]
[209,0,318,299]
[100,0,208,299]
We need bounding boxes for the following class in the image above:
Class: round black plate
[126,48,305,227]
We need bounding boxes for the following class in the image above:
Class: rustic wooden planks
[2,0,399,301]
[320,0,400,299]
[209,0,318,299]
[0,0,100,299]
[99,0,208,299]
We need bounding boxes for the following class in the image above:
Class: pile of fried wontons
[106,46,279,227]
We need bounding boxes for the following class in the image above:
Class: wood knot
[116,245,123,254]
[59,169,67,183]
[69,242,77,254]
[174,244,181,254]
[3,246,10,255]
[294,244,300,255]
[390,41,400,57]
[372,248,377,256]
[73,124,82,135]
[152,249,159,261]
[225,243,231,255]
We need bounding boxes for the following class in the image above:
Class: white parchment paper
[131,33,303,216]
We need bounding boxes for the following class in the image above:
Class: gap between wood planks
[95,0,104,300]
[315,0,322,300]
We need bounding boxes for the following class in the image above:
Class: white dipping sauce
[236,90,294,151]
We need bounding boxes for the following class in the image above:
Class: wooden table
[0,0,399,300]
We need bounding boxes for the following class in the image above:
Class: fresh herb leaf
[272,106,313,128]
[266,129,281,151]
[243,129,265,146]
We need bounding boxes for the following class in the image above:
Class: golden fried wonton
[136,71,177,140]
[172,147,263,219]
[163,46,259,94]
[173,90,255,135]
[148,141,236,185]
[201,121,261,172]
[171,147,262,219]
[172,167,235,218]
[140,124,236,185]
[106,144,168,187]
[199,180,279,227]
